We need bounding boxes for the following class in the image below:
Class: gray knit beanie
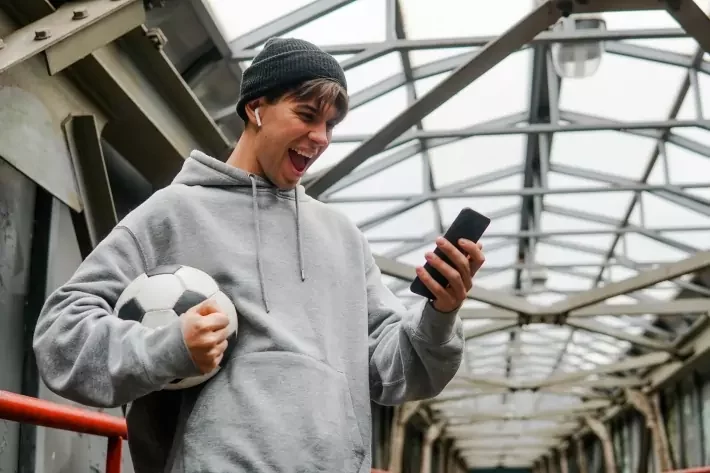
[236,37,348,122]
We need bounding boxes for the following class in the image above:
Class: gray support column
[388,402,421,473]
[420,422,446,473]
[575,437,589,473]
[585,417,617,473]
[625,389,673,471]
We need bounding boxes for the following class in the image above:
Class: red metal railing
[0,390,126,473]
[0,389,391,473]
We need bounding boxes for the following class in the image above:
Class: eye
[299,112,316,122]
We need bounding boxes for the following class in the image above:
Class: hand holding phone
[410,208,489,310]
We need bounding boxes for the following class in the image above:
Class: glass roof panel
[429,136,526,188]
[558,54,686,121]
[417,51,530,129]
[290,0,386,43]
[341,53,404,95]
[606,10,699,54]
[333,86,409,135]
[550,131,657,181]
[401,1,533,39]
[205,0,312,41]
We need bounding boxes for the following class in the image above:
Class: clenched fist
[181,299,231,374]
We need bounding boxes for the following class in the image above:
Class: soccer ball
[113,264,238,390]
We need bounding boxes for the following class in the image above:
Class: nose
[308,123,329,147]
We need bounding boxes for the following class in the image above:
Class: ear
[244,99,262,127]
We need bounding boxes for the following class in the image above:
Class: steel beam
[0,0,144,75]
[356,165,522,231]
[304,2,563,197]
[547,251,710,315]
[559,110,710,159]
[63,114,117,247]
[228,0,356,51]
[662,0,710,54]
[318,112,526,198]
[323,181,710,203]
[2,0,229,189]
[531,352,670,390]
[552,163,710,218]
[374,255,538,314]
[460,298,710,320]
[231,28,691,59]
[366,224,710,242]
[330,119,709,143]
[564,318,676,353]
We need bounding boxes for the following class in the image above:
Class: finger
[209,327,230,345]
[197,328,230,350]
[208,340,229,358]
[196,312,230,332]
[460,238,486,268]
[416,266,454,304]
[426,251,467,297]
[435,237,471,281]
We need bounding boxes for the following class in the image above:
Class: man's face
[253,95,340,190]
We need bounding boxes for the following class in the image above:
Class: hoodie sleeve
[33,223,201,409]
[365,246,464,406]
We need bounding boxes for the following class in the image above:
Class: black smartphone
[410,208,491,301]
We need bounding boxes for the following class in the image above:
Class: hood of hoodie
[173,150,307,198]
[171,150,309,313]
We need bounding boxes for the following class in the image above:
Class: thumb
[195,298,220,316]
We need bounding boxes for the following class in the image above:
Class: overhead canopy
[199,0,710,468]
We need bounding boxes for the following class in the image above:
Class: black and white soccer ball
[113,264,238,390]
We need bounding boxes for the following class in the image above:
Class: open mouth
[288,148,313,173]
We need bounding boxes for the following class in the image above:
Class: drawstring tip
[301,269,305,281]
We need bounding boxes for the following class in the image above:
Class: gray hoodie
[33,150,464,473]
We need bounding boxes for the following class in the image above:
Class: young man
[33,38,485,473]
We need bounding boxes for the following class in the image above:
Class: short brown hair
[263,78,349,125]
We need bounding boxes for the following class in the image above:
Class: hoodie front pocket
[182,350,366,473]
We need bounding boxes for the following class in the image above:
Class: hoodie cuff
[142,318,202,384]
[413,301,461,345]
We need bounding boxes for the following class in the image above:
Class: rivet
[72,9,89,20]
[34,29,50,41]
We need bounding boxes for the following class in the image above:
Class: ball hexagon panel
[134,273,185,312]
[142,309,179,330]
[173,290,209,317]
[174,266,219,298]
[115,273,148,313]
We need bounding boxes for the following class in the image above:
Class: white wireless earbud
[255,107,262,127]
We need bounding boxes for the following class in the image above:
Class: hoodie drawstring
[295,191,306,282]
[249,174,306,314]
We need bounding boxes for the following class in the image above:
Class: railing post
[106,436,123,473]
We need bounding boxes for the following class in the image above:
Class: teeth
[290,148,314,159]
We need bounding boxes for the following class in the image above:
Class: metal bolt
[34,29,50,41]
[72,8,88,20]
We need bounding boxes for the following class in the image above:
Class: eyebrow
[296,104,320,114]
